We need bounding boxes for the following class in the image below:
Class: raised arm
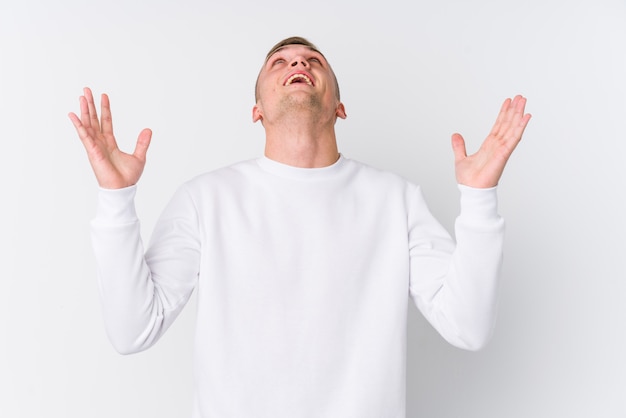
[68,87,152,189]
[69,88,198,354]
[452,95,531,188]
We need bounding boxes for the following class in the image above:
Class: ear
[335,102,347,119]
[252,103,263,123]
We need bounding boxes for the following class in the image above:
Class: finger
[510,95,525,119]
[84,87,101,132]
[78,95,92,129]
[513,95,528,121]
[509,95,528,121]
[499,100,531,156]
[492,95,527,138]
[512,112,532,144]
[495,96,521,138]
[133,128,152,161]
[100,93,114,136]
[451,133,467,163]
[489,97,513,137]
[69,111,96,149]
[502,96,529,141]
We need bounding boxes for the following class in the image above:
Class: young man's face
[253,44,345,124]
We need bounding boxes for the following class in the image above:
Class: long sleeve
[408,184,504,351]
[87,156,507,417]
[91,185,200,354]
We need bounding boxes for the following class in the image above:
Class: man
[69,36,531,418]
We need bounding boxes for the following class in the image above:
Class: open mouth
[284,73,314,86]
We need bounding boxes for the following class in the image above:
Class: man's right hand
[68,87,152,189]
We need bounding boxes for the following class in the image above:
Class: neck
[263,110,340,168]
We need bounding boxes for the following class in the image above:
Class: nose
[290,56,309,68]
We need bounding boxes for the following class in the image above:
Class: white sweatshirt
[91,155,504,418]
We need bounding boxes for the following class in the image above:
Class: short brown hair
[255,36,341,102]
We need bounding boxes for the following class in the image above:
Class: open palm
[68,87,152,189]
[452,95,531,188]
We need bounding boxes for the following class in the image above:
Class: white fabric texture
[91,155,504,418]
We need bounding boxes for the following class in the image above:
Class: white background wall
[1,0,625,416]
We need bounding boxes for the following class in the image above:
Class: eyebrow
[265,46,324,63]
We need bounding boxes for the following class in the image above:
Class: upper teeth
[285,74,313,86]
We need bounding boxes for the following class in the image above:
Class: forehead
[265,44,325,62]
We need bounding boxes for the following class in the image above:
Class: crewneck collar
[256,154,347,180]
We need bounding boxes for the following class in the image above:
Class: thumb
[133,128,152,161]
[451,133,467,163]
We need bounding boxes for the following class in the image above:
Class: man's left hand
[452,95,532,188]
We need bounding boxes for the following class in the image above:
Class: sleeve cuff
[93,185,138,225]
[457,184,499,221]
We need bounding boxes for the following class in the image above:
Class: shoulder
[182,159,259,189]
[343,156,419,191]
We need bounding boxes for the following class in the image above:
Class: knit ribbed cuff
[93,185,138,225]
[458,184,499,221]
